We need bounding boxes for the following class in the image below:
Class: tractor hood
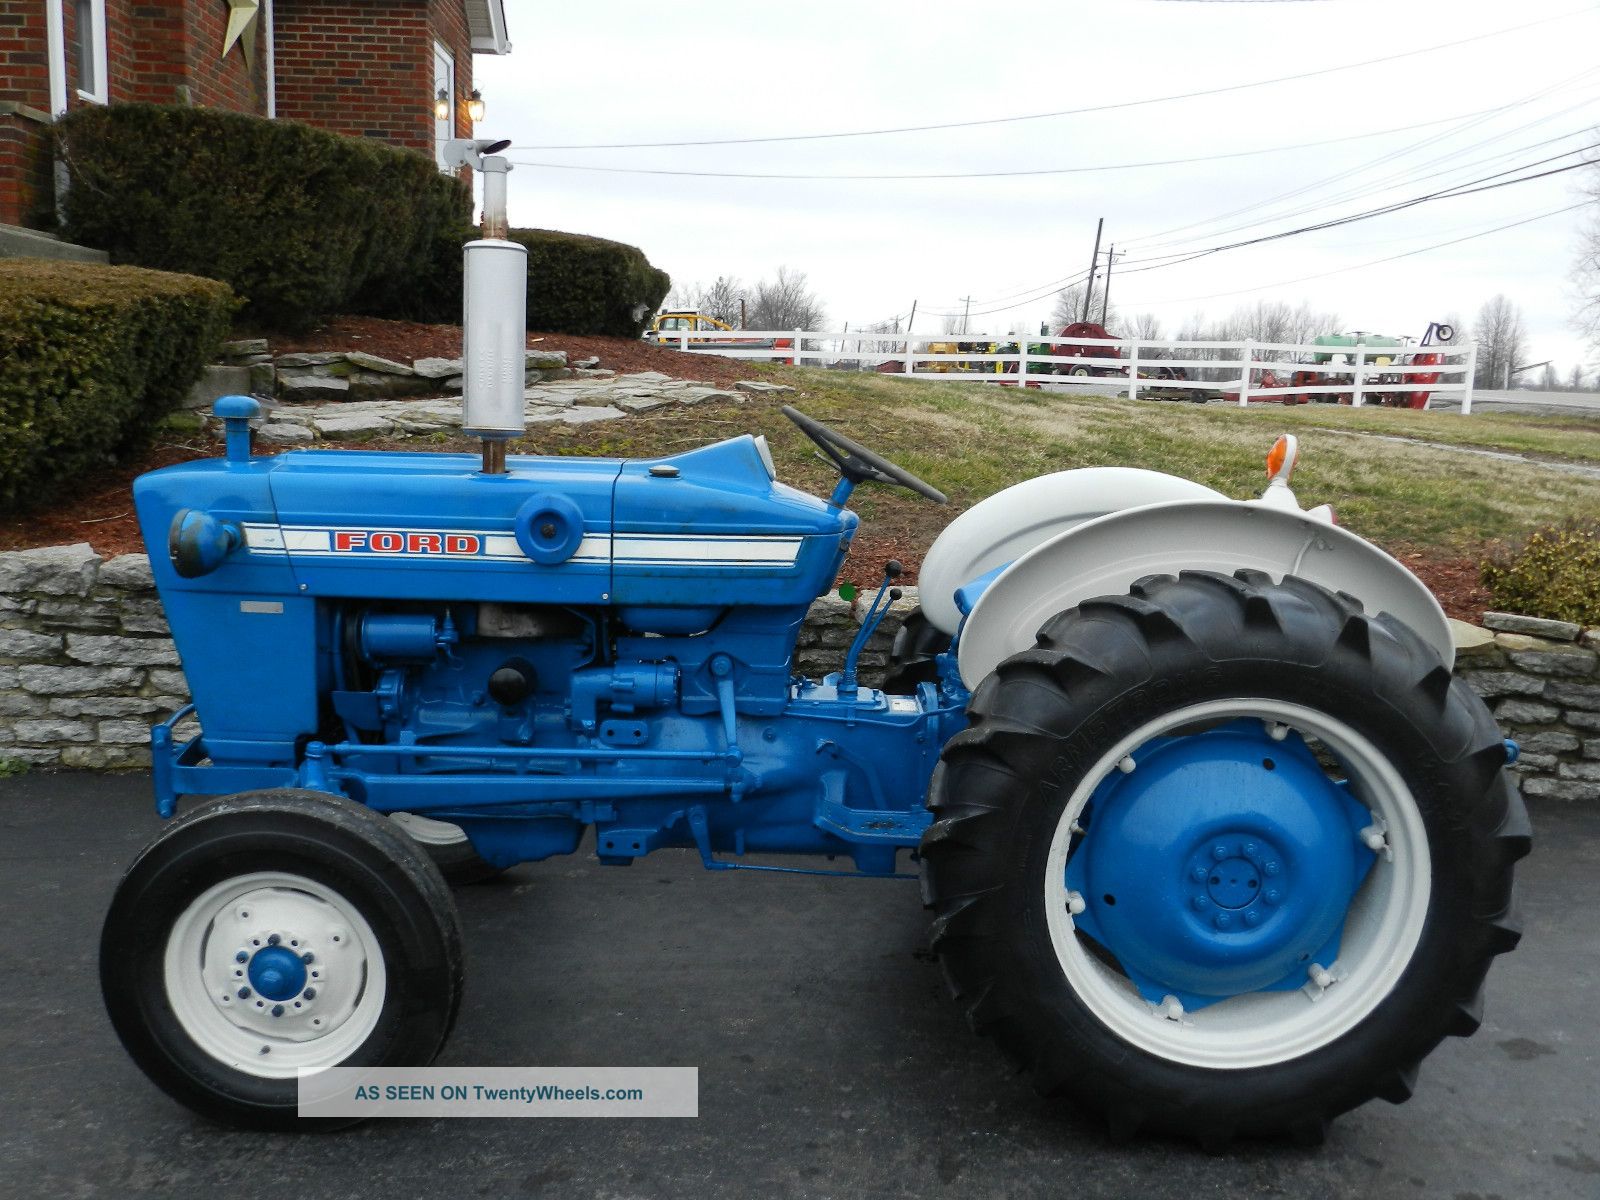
[133,435,854,608]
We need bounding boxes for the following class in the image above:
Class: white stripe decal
[241,524,802,567]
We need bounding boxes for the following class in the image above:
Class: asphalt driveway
[1,772,1596,1200]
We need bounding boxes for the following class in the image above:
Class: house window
[74,0,108,103]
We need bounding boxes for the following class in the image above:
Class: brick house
[0,0,510,230]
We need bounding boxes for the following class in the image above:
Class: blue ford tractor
[99,141,1529,1147]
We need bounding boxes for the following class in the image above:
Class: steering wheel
[781,405,948,504]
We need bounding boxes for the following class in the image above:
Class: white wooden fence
[643,329,1479,414]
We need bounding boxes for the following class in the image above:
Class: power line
[1133,112,1599,254]
[1113,146,1600,272]
[899,104,1600,315]
[1121,67,1600,250]
[1124,201,1589,306]
[505,105,1526,181]
[928,151,1598,321]
[507,6,1597,151]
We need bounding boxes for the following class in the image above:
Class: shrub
[1482,521,1600,626]
[403,226,672,336]
[55,104,469,332]
[509,228,670,337]
[0,259,234,513]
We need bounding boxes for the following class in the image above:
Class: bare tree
[746,266,826,331]
[1473,295,1528,388]
[1050,283,1118,330]
[1540,362,1560,391]
[663,283,698,311]
[1571,363,1588,390]
[1575,151,1600,354]
[697,276,747,327]
[662,276,749,325]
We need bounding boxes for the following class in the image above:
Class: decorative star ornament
[222,0,260,71]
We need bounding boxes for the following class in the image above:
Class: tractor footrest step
[813,798,931,845]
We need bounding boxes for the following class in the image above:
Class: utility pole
[1507,360,1550,390]
[906,300,917,333]
[1100,244,1116,326]
[958,296,973,336]
[739,297,747,330]
[1081,217,1104,323]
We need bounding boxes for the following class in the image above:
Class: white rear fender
[956,498,1452,689]
[918,468,1225,634]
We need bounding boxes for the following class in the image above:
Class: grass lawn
[513,367,1600,557]
[10,359,1598,620]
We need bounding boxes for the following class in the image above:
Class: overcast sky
[478,0,1600,374]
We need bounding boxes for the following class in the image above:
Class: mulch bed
[1390,547,1492,623]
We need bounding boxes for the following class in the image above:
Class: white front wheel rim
[162,871,387,1080]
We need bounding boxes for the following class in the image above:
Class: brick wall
[0,0,50,226]
[275,0,471,155]
[0,111,54,227]
[3,0,462,225]
[0,1,49,110]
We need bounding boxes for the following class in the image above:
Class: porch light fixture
[466,89,485,123]
[434,88,450,120]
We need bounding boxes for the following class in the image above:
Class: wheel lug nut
[1192,896,1209,911]
[301,952,315,964]
[1243,842,1258,856]
[1264,888,1282,905]
[1264,861,1281,876]
[235,951,248,963]
[237,987,251,999]
[271,1004,284,1017]
[1244,911,1262,927]
[1213,913,1232,929]
[303,987,316,1000]
[1212,844,1230,860]
[267,934,281,946]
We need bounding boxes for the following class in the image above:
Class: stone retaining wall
[1452,613,1600,802]
[1,543,1594,802]
[0,546,914,771]
[0,546,185,769]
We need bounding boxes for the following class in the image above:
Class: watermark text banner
[298,1067,698,1118]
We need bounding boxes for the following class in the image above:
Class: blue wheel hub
[1065,720,1378,1011]
[246,945,308,1002]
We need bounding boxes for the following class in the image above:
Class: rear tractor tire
[101,789,465,1130]
[922,570,1529,1147]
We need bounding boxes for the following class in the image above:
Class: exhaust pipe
[445,137,526,474]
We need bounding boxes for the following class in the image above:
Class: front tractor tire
[922,570,1529,1147]
[101,790,465,1130]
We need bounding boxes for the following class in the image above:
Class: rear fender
[919,468,1225,633]
[955,498,1452,689]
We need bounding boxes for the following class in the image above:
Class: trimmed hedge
[1483,521,1600,626]
[56,104,468,332]
[0,260,234,514]
[404,225,672,336]
[510,228,671,338]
